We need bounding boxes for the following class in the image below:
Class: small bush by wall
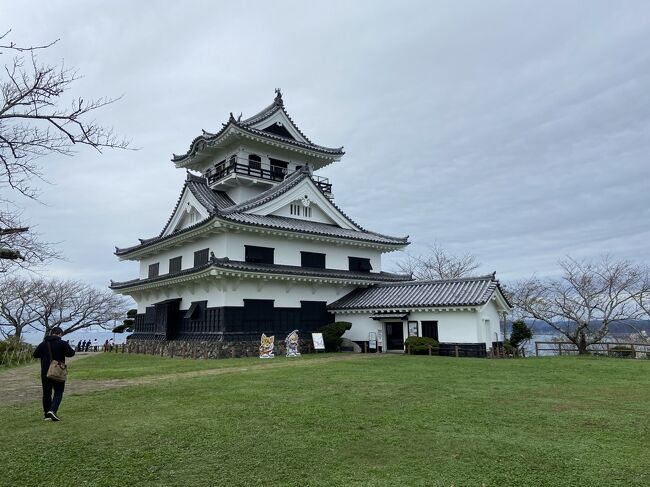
[315,322,352,352]
[405,337,439,355]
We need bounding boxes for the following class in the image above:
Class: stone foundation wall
[125,338,314,359]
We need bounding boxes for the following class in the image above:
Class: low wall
[125,338,314,359]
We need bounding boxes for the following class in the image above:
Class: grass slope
[2,355,649,487]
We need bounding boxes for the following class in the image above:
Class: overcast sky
[4,0,650,290]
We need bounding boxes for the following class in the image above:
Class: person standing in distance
[33,327,75,421]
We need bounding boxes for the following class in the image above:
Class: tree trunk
[578,332,589,355]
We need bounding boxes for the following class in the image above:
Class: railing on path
[535,341,650,358]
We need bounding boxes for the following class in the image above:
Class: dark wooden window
[269,158,288,179]
[300,301,332,329]
[169,256,182,274]
[301,251,326,269]
[248,154,262,170]
[348,257,372,272]
[185,301,206,321]
[244,299,274,333]
[421,321,439,341]
[148,263,159,278]
[194,248,209,267]
[245,245,274,264]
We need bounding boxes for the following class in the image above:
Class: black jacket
[33,335,76,378]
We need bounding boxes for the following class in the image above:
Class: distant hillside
[512,319,650,335]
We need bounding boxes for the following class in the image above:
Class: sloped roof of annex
[172,90,344,168]
[328,273,513,311]
[114,168,409,259]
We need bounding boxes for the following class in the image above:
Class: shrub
[510,320,533,349]
[0,338,35,367]
[404,336,439,355]
[315,322,352,352]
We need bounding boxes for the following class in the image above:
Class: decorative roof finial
[237,112,242,122]
[274,88,283,106]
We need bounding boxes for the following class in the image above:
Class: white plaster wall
[337,309,483,345]
[225,184,267,204]
[221,279,356,307]
[222,232,383,272]
[479,299,505,344]
[338,313,384,342]
[408,310,480,343]
[271,201,334,225]
[138,234,226,279]
[130,277,355,313]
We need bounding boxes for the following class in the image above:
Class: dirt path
[0,353,382,407]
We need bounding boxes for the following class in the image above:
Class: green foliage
[0,337,34,367]
[510,320,533,349]
[404,336,439,355]
[113,309,137,333]
[315,321,352,351]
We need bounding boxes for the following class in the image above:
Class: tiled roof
[172,92,343,163]
[109,258,411,290]
[115,172,408,256]
[240,89,314,144]
[328,274,511,310]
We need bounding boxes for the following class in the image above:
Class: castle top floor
[171,90,344,201]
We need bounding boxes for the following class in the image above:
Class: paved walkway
[0,353,381,407]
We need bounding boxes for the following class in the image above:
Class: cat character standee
[259,333,275,358]
[285,330,301,357]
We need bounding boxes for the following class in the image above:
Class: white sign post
[369,332,377,350]
[312,332,325,352]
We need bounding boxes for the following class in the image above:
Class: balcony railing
[206,157,332,194]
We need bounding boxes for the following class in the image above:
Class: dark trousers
[41,377,65,414]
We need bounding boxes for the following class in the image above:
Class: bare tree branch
[510,255,646,354]
[0,276,130,339]
[395,242,481,280]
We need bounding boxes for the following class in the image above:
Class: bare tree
[511,255,646,354]
[0,209,58,272]
[396,242,480,280]
[0,29,130,271]
[0,276,46,340]
[0,276,131,339]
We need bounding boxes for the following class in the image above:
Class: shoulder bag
[46,341,68,382]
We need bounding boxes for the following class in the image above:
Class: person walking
[33,327,75,421]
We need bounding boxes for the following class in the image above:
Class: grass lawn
[2,354,649,486]
[70,351,340,380]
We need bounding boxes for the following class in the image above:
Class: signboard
[377,330,383,347]
[408,321,418,337]
[369,332,377,350]
[312,332,325,350]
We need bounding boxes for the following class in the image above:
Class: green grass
[70,351,337,380]
[2,354,649,487]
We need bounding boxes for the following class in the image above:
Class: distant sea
[20,328,128,347]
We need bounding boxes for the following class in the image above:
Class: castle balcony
[206,156,332,195]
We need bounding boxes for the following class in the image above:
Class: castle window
[303,206,312,218]
[421,321,439,341]
[248,154,262,170]
[349,257,372,272]
[290,203,301,216]
[148,263,159,278]
[245,245,274,264]
[169,256,182,274]
[269,158,288,180]
[194,248,209,267]
[185,301,206,320]
[301,252,325,269]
